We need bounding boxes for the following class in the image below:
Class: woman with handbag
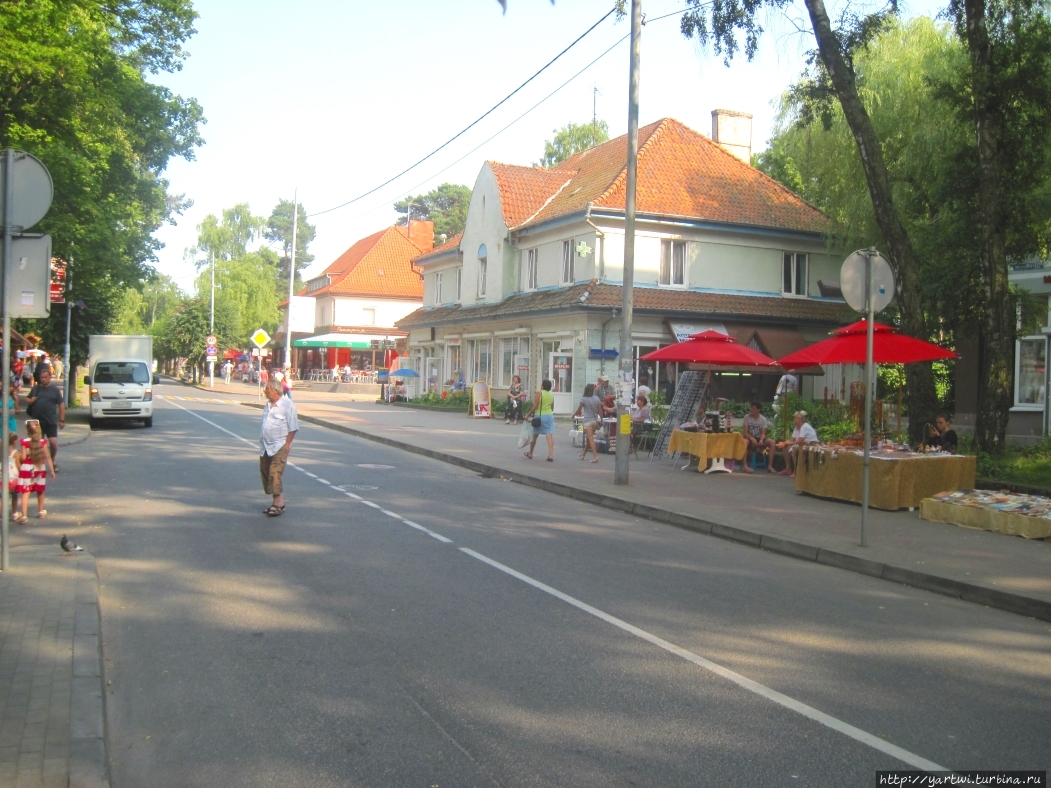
[523,379,556,462]
[573,383,602,462]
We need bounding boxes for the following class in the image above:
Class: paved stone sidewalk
[0,547,107,788]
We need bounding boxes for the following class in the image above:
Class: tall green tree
[265,199,316,293]
[394,183,472,240]
[1,0,204,369]
[947,0,1051,454]
[536,120,610,167]
[113,273,185,334]
[192,204,264,265]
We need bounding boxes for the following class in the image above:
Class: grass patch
[962,437,1051,489]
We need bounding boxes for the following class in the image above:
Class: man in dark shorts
[26,365,65,470]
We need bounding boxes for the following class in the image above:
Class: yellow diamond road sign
[250,329,271,348]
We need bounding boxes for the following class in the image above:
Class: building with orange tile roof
[278,221,432,372]
[399,114,860,411]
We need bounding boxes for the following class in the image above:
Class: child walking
[18,420,54,521]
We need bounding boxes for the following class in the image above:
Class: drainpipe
[600,308,618,375]
[584,202,605,281]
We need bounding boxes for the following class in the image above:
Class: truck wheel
[143,417,153,428]
[89,417,98,430]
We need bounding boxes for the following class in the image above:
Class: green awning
[293,333,388,349]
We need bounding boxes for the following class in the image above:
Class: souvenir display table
[920,489,1051,539]
[794,446,976,510]
[669,429,747,474]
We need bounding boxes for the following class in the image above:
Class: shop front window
[1016,337,1047,406]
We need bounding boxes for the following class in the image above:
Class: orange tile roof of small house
[489,118,827,235]
[306,226,423,300]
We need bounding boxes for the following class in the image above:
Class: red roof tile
[487,118,827,234]
[306,226,423,300]
[488,163,574,228]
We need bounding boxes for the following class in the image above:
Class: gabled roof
[305,226,423,300]
[488,118,827,235]
[397,280,851,329]
[413,231,463,266]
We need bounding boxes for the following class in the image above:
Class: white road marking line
[361,501,381,509]
[401,520,429,533]
[426,532,453,543]
[458,547,947,773]
[316,478,331,485]
[401,520,452,543]
[303,471,317,478]
[164,398,255,447]
[380,509,400,518]
[343,492,362,500]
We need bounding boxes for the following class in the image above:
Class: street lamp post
[284,191,298,371]
[208,249,215,388]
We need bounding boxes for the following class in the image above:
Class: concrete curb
[71,553,109,788]
[243,403,1051,624]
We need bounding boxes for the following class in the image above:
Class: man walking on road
[259,379,298,517]
[25,365,64,471]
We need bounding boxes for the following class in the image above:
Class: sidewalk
[0,547,107,788]
[168,379,1051,622]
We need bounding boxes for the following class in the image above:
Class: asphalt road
[22,380,1051,787]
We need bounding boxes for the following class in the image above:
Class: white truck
[84,335,158,429]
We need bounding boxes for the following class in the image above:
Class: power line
[308,5,619,218]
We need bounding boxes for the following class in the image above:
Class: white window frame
[524,248,539,291]
[362,307,376,325]
[782,252,809,297]
[1013,335,1047,409]
[478,257,487,298]
[561,240,574,284]
[455,267,462,301]
[434,272,442,305]
[659,240,687,287]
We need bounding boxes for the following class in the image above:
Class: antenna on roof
[592,85,603,148]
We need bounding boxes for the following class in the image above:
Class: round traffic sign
[206,334,217,347]
[841,250,895,314]
[0,150,53,230]
[205,345,218,356]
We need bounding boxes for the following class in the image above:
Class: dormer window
[783,252,808,297]
[524,248,538,291]
[434,272,443,305]
[477,244,487,298]
[455,267,462,301]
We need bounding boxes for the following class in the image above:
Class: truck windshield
[93,362,150,384]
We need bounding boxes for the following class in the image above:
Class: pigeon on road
[60,535,83,554]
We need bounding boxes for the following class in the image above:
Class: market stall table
[920,490,1051,539]
[794,447,976,510]
[668,429,746,473]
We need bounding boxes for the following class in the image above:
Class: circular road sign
[206,334,217,347]
[0,150,53,230]
[841,250,895,314]
[205,345,218,357]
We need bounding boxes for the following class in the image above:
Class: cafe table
[668,429,747,473]
[794,446,976,510]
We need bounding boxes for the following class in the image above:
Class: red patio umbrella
[777,320,956,369]
[640,330,779,366]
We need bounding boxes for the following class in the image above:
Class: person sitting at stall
[601,393,616,418]
[392,380,407,402]
[924,414,958,454]
[636,376,652,401]
[742,401,776,475]
[777,411,820,478]
[631,394,651,422]
[505,375,527,425]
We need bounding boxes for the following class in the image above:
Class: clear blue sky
[152,0,945,290]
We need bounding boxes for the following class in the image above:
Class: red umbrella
[777,320,956,369]
[640,331,779,366]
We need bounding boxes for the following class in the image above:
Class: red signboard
[49,283,65,303]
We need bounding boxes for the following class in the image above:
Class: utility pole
[208,249,215,388]
[593,86,599,147]
[1,149,13,569]
[614,0,641,486]
[284,190,298,370]
[64,257,72,406]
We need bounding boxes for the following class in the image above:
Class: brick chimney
[711,109,753,163]
[398,219,434,252]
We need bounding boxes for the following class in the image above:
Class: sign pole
[285,191,298,370]
[208,250,215,388]
[1,150,13,571]
[64,262,72,405]
[860,249,876,548]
